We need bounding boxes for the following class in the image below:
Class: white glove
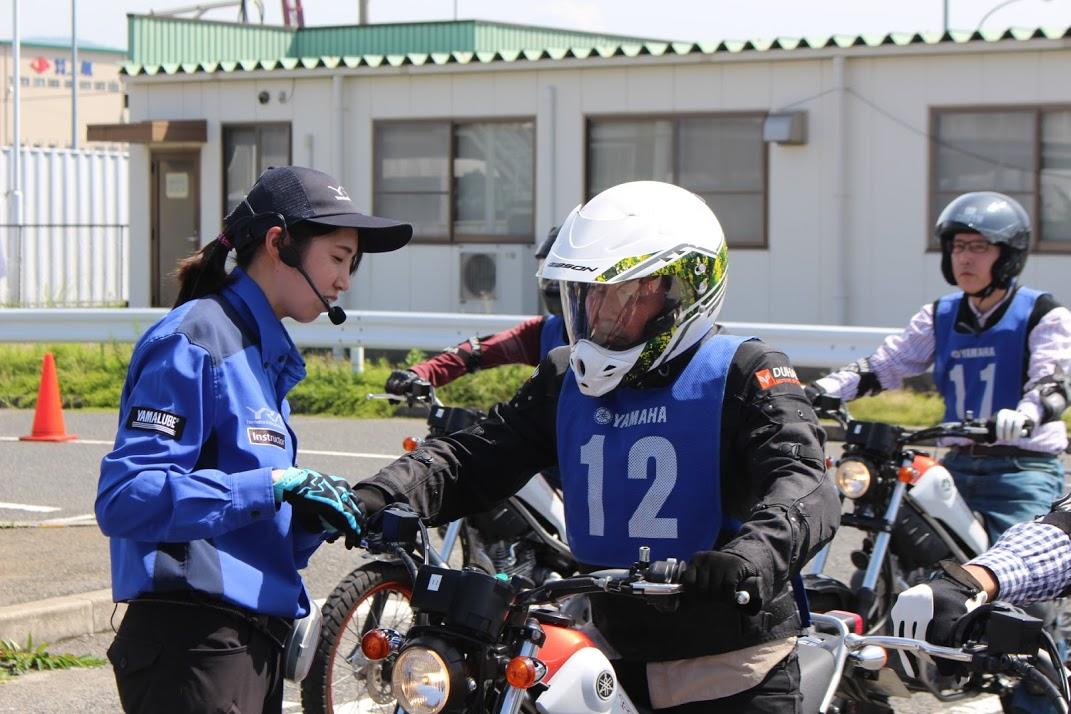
[890,583,935,679]
[891,580,988,679]
[994,408,1032,442]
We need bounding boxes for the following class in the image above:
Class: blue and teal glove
[273,467,364,549]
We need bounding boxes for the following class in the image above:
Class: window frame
[929,105,1071,254]
[584,112,770,250]
[372,116,537,245]
[220,122,292,220]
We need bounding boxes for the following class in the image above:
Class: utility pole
[9,0,22,302]
[71,0,78,149]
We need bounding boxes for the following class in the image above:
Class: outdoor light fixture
[763,111,807,145]
[257,90,270,105]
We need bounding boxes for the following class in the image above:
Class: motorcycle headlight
[835,459,872,499]
[392,646,451,714]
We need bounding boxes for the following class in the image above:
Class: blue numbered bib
[539,314,567,361]
[933,287,1041,421]
[556,334,749,567]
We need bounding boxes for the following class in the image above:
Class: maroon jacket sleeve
[409,316,547,387]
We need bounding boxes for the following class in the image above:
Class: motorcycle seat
[798,640,837,712]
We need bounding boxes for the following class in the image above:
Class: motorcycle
[356,504,1070,714]
[300,384,575,714]
[804,395,1052,705]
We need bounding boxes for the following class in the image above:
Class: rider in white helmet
[355,181,839,711]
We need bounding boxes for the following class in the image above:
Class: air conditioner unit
[459,252,497,307]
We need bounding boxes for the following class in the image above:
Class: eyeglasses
[950,240,994,254]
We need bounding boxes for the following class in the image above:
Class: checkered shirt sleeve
[968,521,1071,604]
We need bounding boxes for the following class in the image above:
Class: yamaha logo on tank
[595,670,615,700]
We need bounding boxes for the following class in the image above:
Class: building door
[151,151,200,307]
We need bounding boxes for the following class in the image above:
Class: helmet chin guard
[569,340,645,397]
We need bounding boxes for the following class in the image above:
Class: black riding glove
[385,369,421,396]
[273,467,365,549]
[682,551,758,610]
[803,382,826,406]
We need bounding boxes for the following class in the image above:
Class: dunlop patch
[754,366,801,390]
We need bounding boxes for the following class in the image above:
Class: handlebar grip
[647,559,687,584]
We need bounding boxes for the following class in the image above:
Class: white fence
[0,308,895,370]
[1,146,130,307]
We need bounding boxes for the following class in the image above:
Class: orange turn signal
[361,629,396,661]
[898,454,938,484]
[402,436,422,452]
[505,656,545,689]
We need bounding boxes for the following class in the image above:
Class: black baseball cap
[226,166,412,253]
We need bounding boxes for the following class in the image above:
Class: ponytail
[173,236,233,307]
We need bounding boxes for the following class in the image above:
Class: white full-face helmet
[540,181,728,397]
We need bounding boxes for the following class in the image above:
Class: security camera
[257,90,270,105]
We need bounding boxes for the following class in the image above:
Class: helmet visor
[562,276,680,351]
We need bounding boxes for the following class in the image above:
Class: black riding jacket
[356,331,840,661]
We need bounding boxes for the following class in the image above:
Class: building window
[932,107,1071,250]
[47,78,59,88]
[587,114,768,248]
[93,81,105,91]
[19,77,28,87]
[79,81,91,90]
[33,77,45,87]
[107,82,119,92]
[374,119,535,244]
[222,124,291,216]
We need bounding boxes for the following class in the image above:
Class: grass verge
[0,344,1067,430]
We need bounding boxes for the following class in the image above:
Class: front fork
[499,636,541,714]
[856,480,907,622]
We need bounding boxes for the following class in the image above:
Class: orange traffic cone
[20,353,77,442]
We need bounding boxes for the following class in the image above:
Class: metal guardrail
[0,308,896,369]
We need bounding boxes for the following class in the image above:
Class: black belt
[130,591,294,650]
[949,444,1053,459]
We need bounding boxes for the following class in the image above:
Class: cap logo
[328,185,351,202]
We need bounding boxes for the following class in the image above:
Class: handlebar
[814,395,1024,447]
[516,562,758,612]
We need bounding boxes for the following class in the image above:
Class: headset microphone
[279,243,348,325]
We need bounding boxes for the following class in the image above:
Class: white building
[101,15,1071,326]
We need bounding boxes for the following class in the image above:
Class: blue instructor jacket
[96,268,323,619]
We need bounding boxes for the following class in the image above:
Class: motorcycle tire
[301,560,414,714]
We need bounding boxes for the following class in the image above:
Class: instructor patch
[127,407,186,439]
[247,427,286,449]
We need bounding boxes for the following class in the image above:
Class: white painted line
[0,501,61,513]
[39,513,97,526]
[0,435,399,460]
[301,448,399,460]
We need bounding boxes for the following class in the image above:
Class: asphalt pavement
[0,408,1020,713]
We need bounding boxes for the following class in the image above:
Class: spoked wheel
[301,560,414,714]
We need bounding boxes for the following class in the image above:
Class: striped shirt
[815,290,1071,454]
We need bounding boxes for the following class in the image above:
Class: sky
[1,0,1070,50]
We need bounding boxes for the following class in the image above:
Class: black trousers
[107,600,285,714]
[614,651,802,713]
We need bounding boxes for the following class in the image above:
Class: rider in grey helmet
[808,191,1071,543]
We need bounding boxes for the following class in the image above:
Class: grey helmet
[936,191,1030,294]
[535,226,563,317]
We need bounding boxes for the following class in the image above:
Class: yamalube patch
[127,407,186,439]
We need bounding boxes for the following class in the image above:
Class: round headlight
[835,459,872,499]
[392,646,451,714]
